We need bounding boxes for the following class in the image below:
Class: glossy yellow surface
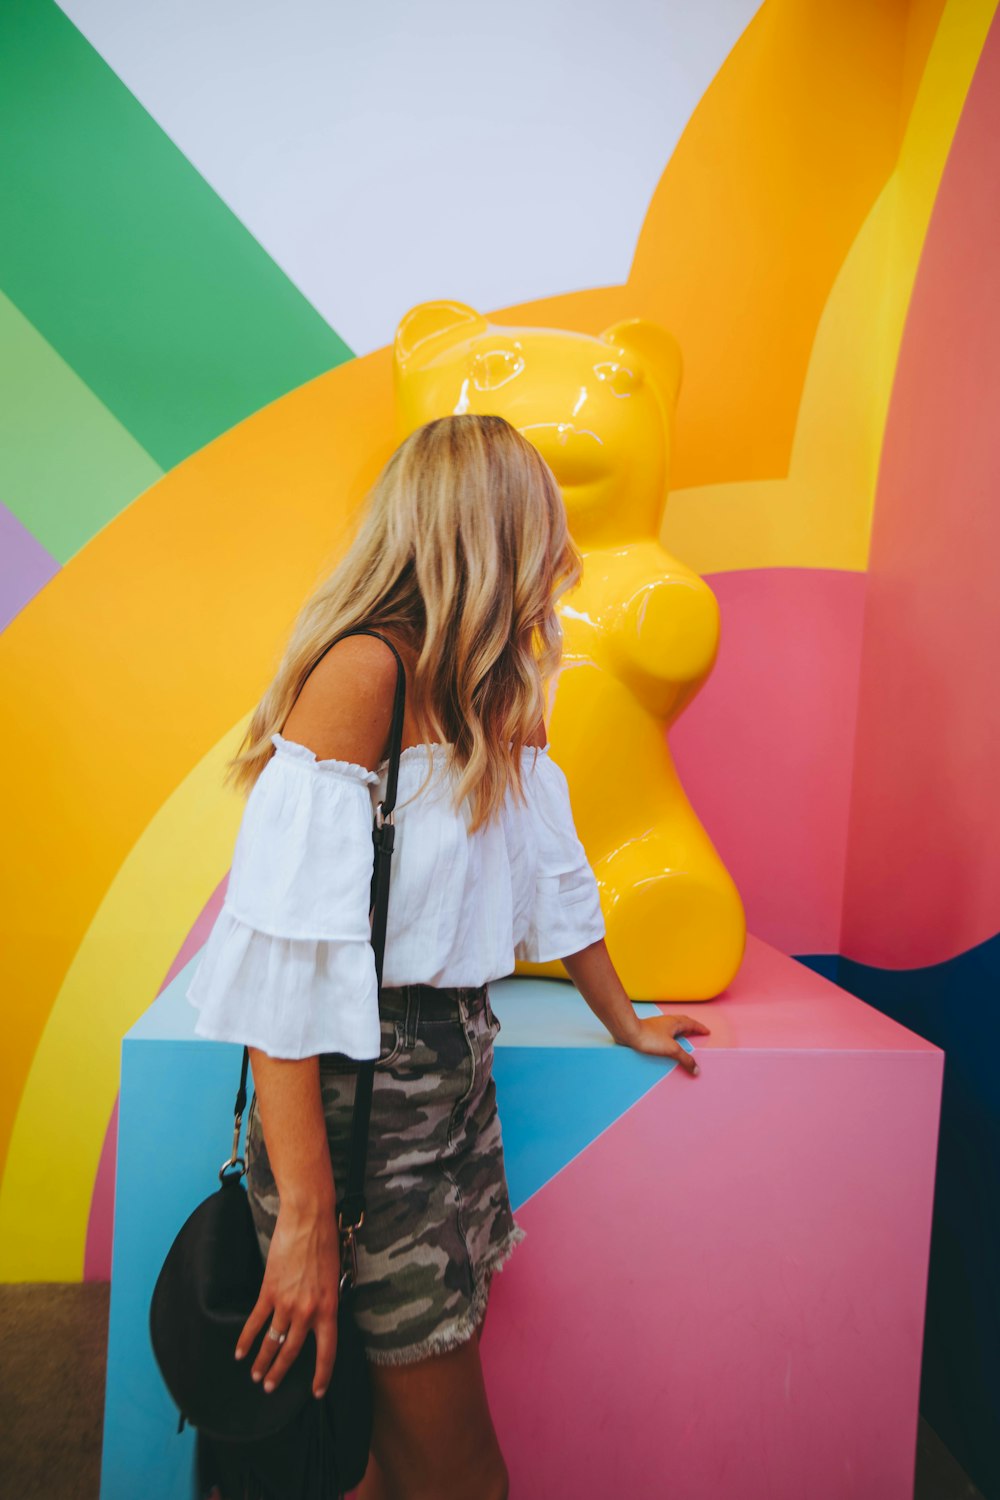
[395,302,746,999]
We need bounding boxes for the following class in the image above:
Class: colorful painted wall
[1,0,997,1486]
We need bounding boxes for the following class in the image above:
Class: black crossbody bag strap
[232,626,406,1264]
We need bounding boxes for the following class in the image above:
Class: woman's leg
[356,1332,508,1500]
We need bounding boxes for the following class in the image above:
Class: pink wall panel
[482,1043,941,1499]
[670,568,866,956]
[841,16,1000,969]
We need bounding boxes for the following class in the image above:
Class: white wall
[57,0,759,352]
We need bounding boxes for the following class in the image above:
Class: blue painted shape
[487,974,665,1048]
[101,989,246,1496]
[486,977,693,1207]
[793,951,841,985]
[494,1041,690,1209]
[129,964,206,1040]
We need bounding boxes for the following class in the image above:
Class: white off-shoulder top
[186,731,606,1060]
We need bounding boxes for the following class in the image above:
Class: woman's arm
[234,634,398,1398]
[561,938,709,1076]
[236,1054,340,1395]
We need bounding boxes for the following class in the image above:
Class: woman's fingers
[259,1315,309,1393]
[311,1306,339,1398]
[671,1014,712,1034]
[235,1291,274,1362]
[250,1306,294,1385]
[670,1041,699,1074]
[636,1018,702,1073]
[239,1301,337,1395]
[253,1306,338,1396]
[668,1015,708,1075]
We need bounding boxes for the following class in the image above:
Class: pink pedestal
[480,936,943,1499]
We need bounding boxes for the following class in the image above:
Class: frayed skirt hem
[364,1222,527,1367]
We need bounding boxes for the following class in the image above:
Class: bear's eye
[594,361,641,397]
[471,346,524,391]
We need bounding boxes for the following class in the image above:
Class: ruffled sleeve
[513,746,606,963]
[185,733,382,1060]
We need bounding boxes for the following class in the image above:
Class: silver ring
[267,1326,288,1344]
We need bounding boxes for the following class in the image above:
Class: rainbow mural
[2,10,999,1483]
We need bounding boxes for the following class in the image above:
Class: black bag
[149,627,407,1499]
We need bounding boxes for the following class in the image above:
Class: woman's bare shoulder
[282,632,400,770]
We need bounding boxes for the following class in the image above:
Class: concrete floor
[1,1283,110,1500]
[0,1283,986,1500]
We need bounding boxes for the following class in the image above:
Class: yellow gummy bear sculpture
[394,301,746,1000]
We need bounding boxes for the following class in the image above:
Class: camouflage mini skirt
[244,982,526,1366]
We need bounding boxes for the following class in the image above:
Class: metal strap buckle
[338,1216,362,1289]
[219,1112,248,1180]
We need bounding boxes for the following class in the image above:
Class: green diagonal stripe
[0,1,353,471]
[0,293,162,561]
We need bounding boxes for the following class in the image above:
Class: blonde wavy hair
[224,413,582,833]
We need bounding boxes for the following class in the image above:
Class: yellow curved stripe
[0,726,248,1278]
[661,0,997,573]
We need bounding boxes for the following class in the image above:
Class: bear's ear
[599,317,683,417]
[395,300,488,368]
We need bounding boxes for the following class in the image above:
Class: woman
[187,412,709,1499]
